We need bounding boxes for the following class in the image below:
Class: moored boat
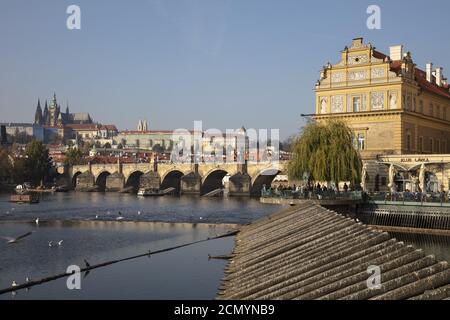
[10,193,40,204]
[137,188,163,197]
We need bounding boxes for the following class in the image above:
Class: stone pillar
[237,160,248,175]
[117,159,122,174]
[228,172,251,196]
[105,172,125,192]
[76,171,95,191]
[140,172,161,190]
[181,172,201,195]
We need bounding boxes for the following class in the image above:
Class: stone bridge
[68,160,286,196]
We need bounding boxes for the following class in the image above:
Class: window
[437,106,441,118]
[419,100,424,113]
[357,133,365,150]
[430,104,434,117]
[413,98,417,111]
[442,141,446,154]
[381,177,387,186]
[430,138,434,153]
[444,108,447,121]
[437,140,440,153]
[353,96,362,112]
[406,134,411,152]
[419,137,423,153]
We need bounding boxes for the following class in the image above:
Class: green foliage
[288,120,362,184]
[12,158,26,184]
[64,147,83,166]
[0,147,13,182]
[23,140,52,185]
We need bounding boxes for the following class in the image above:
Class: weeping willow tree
[287,120,362,185]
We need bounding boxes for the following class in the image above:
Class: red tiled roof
[100,124,118,131]
[414,68,450,99]
[373,50,388,60]
[65,124,100,130]
[388,60,450,100]
[119,130,197,135]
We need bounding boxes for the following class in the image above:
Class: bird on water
[1,231,34,244]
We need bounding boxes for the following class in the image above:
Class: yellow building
[314,38,450,192]
[314,37,450,159]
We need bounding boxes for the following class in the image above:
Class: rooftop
[218,202,450,300]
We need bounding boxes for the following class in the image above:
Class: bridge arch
[201,169,229,195]
[72,171,82,189]
[251,168,281,196]
[95,171,111,191]
[161,170,184,194]
[125,170,144,192]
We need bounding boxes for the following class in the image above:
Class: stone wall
[76,172,95,191]
[106,173,125,192]
[181,172,201,195]
[140,172,161,190]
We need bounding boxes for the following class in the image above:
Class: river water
[1,193,449,300]
[0,192,282,299]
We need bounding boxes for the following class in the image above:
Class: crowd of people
[262,182,356,200]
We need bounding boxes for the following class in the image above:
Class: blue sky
[1,0,449,139]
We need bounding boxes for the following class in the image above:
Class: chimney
[426,63,433,82]
[389,45,403,61]
[435,67,443,86]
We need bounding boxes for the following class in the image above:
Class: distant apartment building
[115,120,249,158]
[0,122,44,143]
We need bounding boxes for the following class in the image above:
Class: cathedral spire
[43,100,49,125]
[34,99,43,125]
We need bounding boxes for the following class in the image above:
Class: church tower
[43,100,49,125]
[34,99,43,125]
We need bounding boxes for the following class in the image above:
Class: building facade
[314,37,450,159]
[0,123,45,143]
[314,38,450,192]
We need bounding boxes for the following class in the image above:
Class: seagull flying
[2,231,33,244]
[48,241,53,247]
[57,240,63,246]
[35,218,39,225]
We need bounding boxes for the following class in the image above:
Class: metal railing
[261,189,363,201]
[366,192,450,207]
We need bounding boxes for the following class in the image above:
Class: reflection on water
[0,192,280,224]
[0,193,281,299]
[0,221,235,299]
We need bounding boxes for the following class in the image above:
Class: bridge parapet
[69,161,287,195]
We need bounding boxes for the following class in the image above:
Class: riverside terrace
[218,202,450,300]
[260,189,450,234]
[261,188,450,206]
